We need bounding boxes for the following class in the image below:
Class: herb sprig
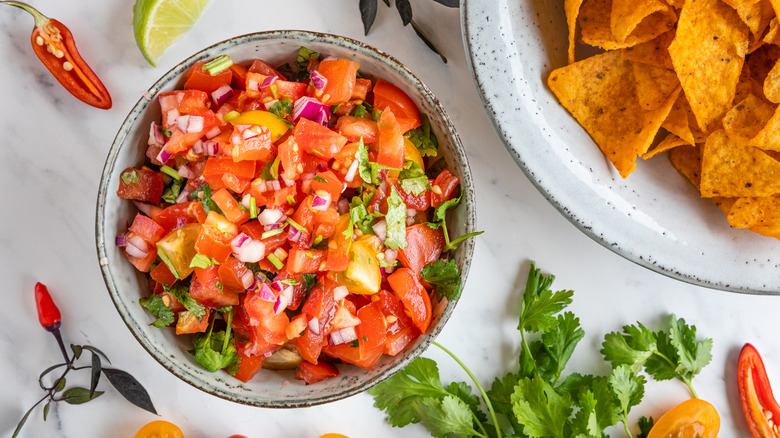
[369,262,713,438]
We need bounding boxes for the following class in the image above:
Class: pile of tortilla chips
[548,0,780,239]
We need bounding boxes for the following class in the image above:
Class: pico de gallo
[116,47,476,384]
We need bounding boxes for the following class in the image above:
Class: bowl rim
[96,29,476,407]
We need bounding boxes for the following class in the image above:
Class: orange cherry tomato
[319,435,350,438]
[134,420,184,438]
[647,398,720,438]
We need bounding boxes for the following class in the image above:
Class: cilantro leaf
[191,329,238,372]
[540,311,584,383]
[609,365,646,430]
[405,114,438,157]
[669,315,712,379]
[433,190,461,223]
[637,416,655,438]
[487,373,524,434]
[191,183,223,215]
[163,283,206,320]
[139,295,174,328]
[601,322,656,374]
[356,137,373,184]
[399,160,430,196]
[445,381,488,426]
[511,376,572,438]
[161,178,184,204]
[518,263,573,334]
[416,396,478,438]
[269,99,293,121]
[420,258,462,300]
[295,46,319,79]
[384,186,408,250]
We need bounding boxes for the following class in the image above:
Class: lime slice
[132,0,212,66]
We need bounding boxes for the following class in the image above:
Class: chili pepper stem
[47,324,70,363]
[1,1,50,27]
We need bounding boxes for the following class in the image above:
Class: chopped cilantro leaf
[191,183,223,215]
[121,170,140,185]
[313,176,327,183]
[404,114,438,157]
[295,46,320,71]
[269,99,293,121]
[398,160,430,196]
[161,178,184,204]
[139,295,174,328]
[384,186,408,250]
[189,253,219,269]
[420,258,462,300]
[163,283,206,320]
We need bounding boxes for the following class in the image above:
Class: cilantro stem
[433,341,503,438]
[653,350,699,398]
[622,419,634,438]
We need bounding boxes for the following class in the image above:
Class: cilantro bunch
[369,262,713,438]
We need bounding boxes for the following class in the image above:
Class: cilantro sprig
[370,262,714,438]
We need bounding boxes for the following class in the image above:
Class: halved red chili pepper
[738,343,780,438]
[3,1,112,109]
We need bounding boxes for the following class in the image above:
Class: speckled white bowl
[463,0,780,294]
[96,31,475,407]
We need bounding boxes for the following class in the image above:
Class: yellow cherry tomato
[229,110,289,141]
[133,420,184,438]
[388,137,425,178]
[648,398,720,438]
[319,434,350,438]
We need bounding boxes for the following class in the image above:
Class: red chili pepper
[34,282,61,330]
[738,343,780,438]
[2,1,112,109]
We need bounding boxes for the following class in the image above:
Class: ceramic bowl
[96,30,475,407]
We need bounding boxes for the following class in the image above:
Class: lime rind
[132,0,213,67]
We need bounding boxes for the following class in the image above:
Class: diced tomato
[286,313,309,340]
[241,221,289,254]
[232,340,265,383]
[295,360,340,384]
[322,342,383,370]
[122,238,156,272]
[231,126,276,162]
[352,78,372,101]
[313,207,339,240]
[387,268,432,334]
[390,179,431,211]
[317,59,359,105]
[334,116,378,143]
[286,248,326,274]
[162,109,221,155]
[291,196,316,233]
[129,213,166,243]
[373,79,422,130]
[243,291,289,346]
[248,59,283,77]
[117,168,164,204]
[278,135,303,180]
[356,302,387,352]
[175,309,210,335]
[310,170,344,201]
[211,188,250,225]
[191,265,240,307]
[376,109,405,169]
[301,285,335,324]
[293,325,328,364]
[273,270,308,311]
[183,61,233,94]
[265,80,307,103]
[150,262,177,287]
[202,157,256,191]
[229,64,249,90]
[195,226,233,264]
[152,202,201,232]
[397,223,446,277]
[218,255,251,293]
[326,214,352,272]
[293,118,348,160]
[159,89,210,116]
[384,322,420,356]
[431,169,460,208]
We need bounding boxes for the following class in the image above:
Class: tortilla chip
[728,0,775,37]
[548,50,680,177]
[723,94,780,150]
[714,196,738,214]
[623,30,676,69]
[643,132,689,158]
[665,0,685,7]
[727,195,780,228]
[611,0,674,43]
[662,93,696,144]
[669,143,703,188]
[669,0,749,133]
[747,43,780,85]
[633,63,680,110]
[764,59,780,102]
[764,18,780,45]
[580,0,677,50]
[566,0,586,64]
[700,129,780,197]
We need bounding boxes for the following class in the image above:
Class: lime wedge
[132,0,212,66]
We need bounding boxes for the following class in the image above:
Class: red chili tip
[34,282,61,329]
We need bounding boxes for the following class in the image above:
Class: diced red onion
[191,140,204,155]
[311,193,331,211]
[314,106,331,126]
[231,233,266,263]
[246,276,258,293]
[175,217,187,229]
[264,350,275,358]
[205,126,222,139]
[257,208,284,226]
[247,79,259,92]
[260,75,278,88]
[263,223,280,232]
[175,189,191,204]
[263,99,278,110]
[202,140,218,156]
[133,201,154,216]
[176,115,189,133]
[383,266,395,274]
[115,234,127,247]
[165,109,179,128]
[125,235,148,259]
[270,280,284,292]
[241,194,252,210]
[241,270,255,289]
[373,219,387,242]
[231,233,250,249]
[187,116,204,133]
[308,317,321,335]
[344,159,359,182]
[252,179,267,193]
[266,180,281,191]
[384,248,398,264]
[157,148,172,164]
[333,285,349,301]
[281,175,296,187]
[288,226,302,243]
[273,286,293,314]
[148,121,165,146]
[177,164,194,179]
[257,283,276,301]
[329,327,358,345]
[317,163,328,172]
[242,127,259,140]
[211,84,233,106]
[293,96,331,124]
[309,70,328,91]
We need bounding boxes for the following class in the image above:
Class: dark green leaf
[637,416,655,438]
[295,46,320,78]
[433,190,461,223]
[191,329,238,372]
[609,365,646,422]
[396,0,413,25]
[42,402,50,421]
[601,323,656,374]
[269,99,293,120]
[39,363,67,387]
[359,0,378,35]
[431,0,459,6]
[102,368,157,414]
[540,311,585,382]
[445,381,488,425]
[487,372,524,434]
[417,396,478,438]
[191,183,223,215]
[668,315,712,378]
[410,20,448,63]
[12,403,36,438]
[644,330,679,381]
[369,357,449,427]
[71,344,83,360]
[81,345,111,363]
[62,387,103,405]
[518,263,573,334]
[420,258,462,300]
[55,377,67,393]
[90,352,102,398]
[139,294,175,328]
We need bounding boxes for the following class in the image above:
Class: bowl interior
[96,31,475,407]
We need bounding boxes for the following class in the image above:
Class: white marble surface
[0,1,776,437]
